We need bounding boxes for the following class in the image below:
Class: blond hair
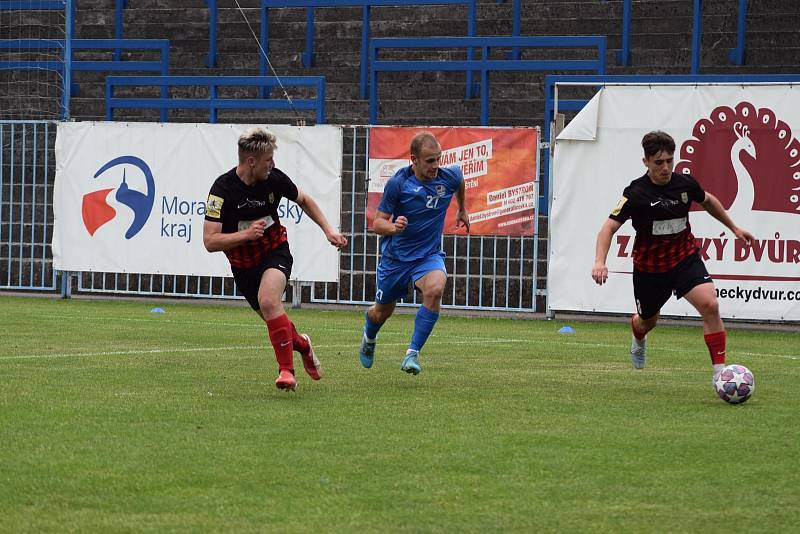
[238,127,277,161]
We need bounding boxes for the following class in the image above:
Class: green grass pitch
[1,295,798,532]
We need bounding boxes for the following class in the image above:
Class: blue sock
[409,306,439,352]
[364,310,383,340]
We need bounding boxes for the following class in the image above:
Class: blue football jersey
[377,164,463,261]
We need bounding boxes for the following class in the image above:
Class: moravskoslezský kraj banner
[53,122,343,281]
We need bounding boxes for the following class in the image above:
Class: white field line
[2,337,796,362]
[0,338,527,361]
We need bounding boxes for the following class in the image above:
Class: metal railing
[256,0,477,99]
[368,35,606,129]
[105,75,326,124]
[615,0,748,70]
[0,38,169,120]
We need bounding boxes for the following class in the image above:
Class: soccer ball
[714,364,755,404]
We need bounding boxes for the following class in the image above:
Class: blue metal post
[616,0,631,65]
[691,0,701,74]
[542,79,552,215]
[105,78,113,120]
[63,0,73,120]
[598,37,606,74]
[317,77,325,123]
[61,272,72,298]
[114,0,127,61]
[465,0,476,98]
[480,47,488,125]
[728,0,746,65]
[260,4,269,98]
[303,7,314,66]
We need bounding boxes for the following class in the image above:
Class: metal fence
[0,122,542,313]
[0,120,58,291]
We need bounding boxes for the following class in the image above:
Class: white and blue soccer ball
[714,364,755,404]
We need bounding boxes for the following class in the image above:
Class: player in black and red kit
[592,131,753,382]
[203,127,347,391]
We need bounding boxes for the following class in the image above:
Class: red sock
[291,322,309,353]
[630,315,646,340]
[266,314,294,371]
[704,330,727,365]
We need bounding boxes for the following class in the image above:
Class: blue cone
[558,325,575,334]
[150,307,165,314]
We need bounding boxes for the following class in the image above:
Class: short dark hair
[641,131,675,158]
[410,131,439,156]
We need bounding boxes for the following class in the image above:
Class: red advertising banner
[367,126,538,236]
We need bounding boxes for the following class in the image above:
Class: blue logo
[82,156,156,239]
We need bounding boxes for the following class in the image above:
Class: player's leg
[261,244,321,381]
[410,269,445,350]
[359,257,406,368]
[359,301,396,368]
[294,328,321,381]
[401,255,447,375]
[233,262,293,390]
[676,257,725,378]
[257,266,297,391]
[630,269,671,369]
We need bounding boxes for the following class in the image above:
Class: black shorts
[633,253,711,320]
[231,241,293,310]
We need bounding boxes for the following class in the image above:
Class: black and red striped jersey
[609,172,706,273]
[205,167,298,269]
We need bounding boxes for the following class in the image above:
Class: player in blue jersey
[359,131,470,374]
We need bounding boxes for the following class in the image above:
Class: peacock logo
[81,156,156,239]
[676,101,800,218]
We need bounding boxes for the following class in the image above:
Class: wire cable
[233,0,303,122]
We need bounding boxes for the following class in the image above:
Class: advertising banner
[550,84,800,321]
[53,122,343,281]
[367,126,538,236]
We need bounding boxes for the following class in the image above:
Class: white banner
[550,84,800,321]
[53,122,343,281]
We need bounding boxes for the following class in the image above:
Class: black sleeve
[270,168,299,203]
[608,184,634,223]
[686,174,706,204]
[205,178,226,222]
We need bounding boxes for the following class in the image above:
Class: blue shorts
[375,252,447,304]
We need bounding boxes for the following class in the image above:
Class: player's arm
[592,218,623,285]
[454,178,470,233]
[294,187,348,249]
[203,219,267,252]
[372,210,408,236]
[699,192,753,245]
